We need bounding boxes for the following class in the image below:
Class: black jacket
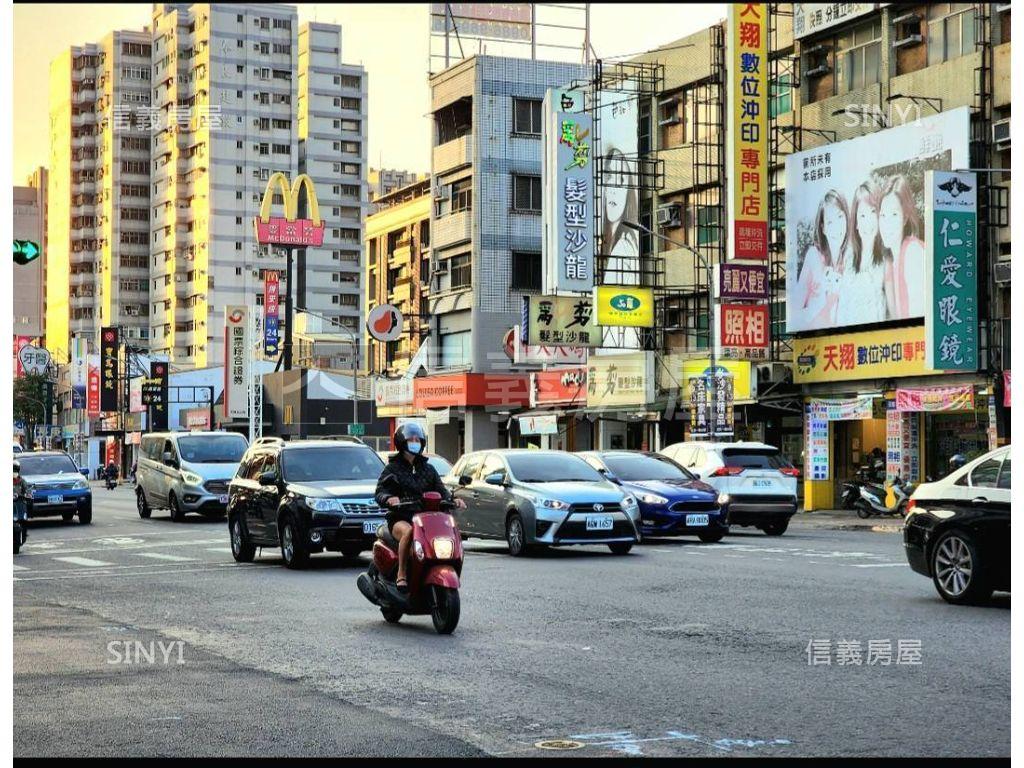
[374,454,451,513]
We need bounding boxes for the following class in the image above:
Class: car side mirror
[458,474,473,487]
[80,468,89,477]
[163,452,178,468]
[484,472,505,486]
[598,468,621,485]
[259,471,277,486]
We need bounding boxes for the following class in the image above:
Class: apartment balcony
[69,271,95,287]
[392,280,412,305]
[389,244,412,266]
[432,209,472,249]
[432,133,472,175]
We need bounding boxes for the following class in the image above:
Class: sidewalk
[790,507,904,534]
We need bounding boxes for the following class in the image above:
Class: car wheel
[280,513,310,569]
[229,514,256,563]
[169,493,185,523]
[136,488,152,519]
[77,504,92,525]
[506,513,532,557]
[762,519,788,536]
[608,542,634,555]
[381,606,403,624]
[340,544,364,559]
[698,530,726,543]
[62,512,76,523]
[430,586,460,635]
[931,530,992,605]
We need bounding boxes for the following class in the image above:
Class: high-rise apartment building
[47,31,153,360]
[14,168,48,339]
[368,167,425,212]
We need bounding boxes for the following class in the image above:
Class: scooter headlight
[413,540,425,561]
[433,537,455,559]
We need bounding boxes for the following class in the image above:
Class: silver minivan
[136,431,249,521]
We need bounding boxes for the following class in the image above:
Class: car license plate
[48,495,64,505]
[685,514,709,527]
[363,520,382,534]
[752,479,772,488]
[218,494,229,504]
[586,515,614,531]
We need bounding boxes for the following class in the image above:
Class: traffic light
[14,240,41,266]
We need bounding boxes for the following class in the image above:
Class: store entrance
[925,411,990,480]
[832,417,887,501]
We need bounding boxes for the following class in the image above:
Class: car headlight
[539,498,570,510]
[717,493,730,506]
[413,540,425,561]
[306,497,345,512]
[433,537,455,559]
[181,471,204,486]
[73,479,89,490]
[621,495,638,510]
[637,492,668,506]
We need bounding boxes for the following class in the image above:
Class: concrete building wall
[14,168,48,339]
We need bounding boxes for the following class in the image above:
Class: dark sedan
[903,446,1010,604]
[580,451,727,542]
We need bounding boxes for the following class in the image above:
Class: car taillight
[906,498,916,512]
[711,466,744,477]
[779,467,801,477]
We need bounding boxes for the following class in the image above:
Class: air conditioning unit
[892,13,922,48]
[755,362,793,391]
[656,203,681,228]
[433,184,449,202]
[994,261,1011,284]
[993,118,1010,147]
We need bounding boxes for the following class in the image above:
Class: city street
[14,485,1009,758]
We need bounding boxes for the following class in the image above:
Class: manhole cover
[535,740,585,751]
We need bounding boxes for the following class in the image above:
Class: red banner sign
[895,385,975,413]
[533,367,587,406]
[87,357,100,417]
[13,335,32,377]
[720,303,769,359]
[413,374,531,410]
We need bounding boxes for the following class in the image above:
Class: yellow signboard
[793,326,945,384]
[593,286,655,328]
[587,352,653,409]
[679,358,755,402]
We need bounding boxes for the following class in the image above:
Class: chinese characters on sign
[727,3,769,260]
[142,362,169,431]
[87,356,100,417]
[895,386,975,413]
[793,327,945,384]
[793,3,878,39]
[925,171,978,372]
[719,263,769,300]
[689,374,735,438]
[523,295,599,347]
[109,104,223,133]
[593,286,654,328]
[264,271,280,357]
[806,638,923,666]
[805,402,830,479]
[99,327,120,413]
[224,306,250,419]
[586,352,652,409]
[719,303,769,360]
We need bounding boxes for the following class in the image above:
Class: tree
[13,373,48,451]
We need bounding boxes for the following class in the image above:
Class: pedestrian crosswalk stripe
[52,556,114,567]
[134,553,196,562]
[13,564,28,571]
[206,547,233,553]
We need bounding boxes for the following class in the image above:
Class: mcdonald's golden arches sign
[254,172,326,247]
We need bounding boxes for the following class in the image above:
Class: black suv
[227,438,388,569]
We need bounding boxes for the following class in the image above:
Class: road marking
[12,564,28,571]
[206,547,233,553]
[17,537,225,558]
[847,562,908,568]
[52,556,114,567]
[134,553,196,562]
[13,562,256,582]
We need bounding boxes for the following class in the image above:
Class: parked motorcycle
[854,476,914,518]
[356,492,463,635]
[840,479,863,510]
[14,460,27,555]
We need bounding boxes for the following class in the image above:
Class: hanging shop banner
[924,170,978,371]
[264,271,280,357]
[689,375,734,438]
[71,336,88,410]
[373,376,414,409]
[224,305,250,419]
[413,374,531,410]
[785,107,971,334]
[519,413,559,436]
[807,395,875,421]
[895,385,975,413]
[532,367,587,407]
[675,357,755,403]
[805,401,831,480]
[793,325,944,384]
[508,326,588,366]
[987,395,998,451]
[593,286,654,328]
[87,355,101,417]
[143,362,170,431]
[586,352,654,410]
[99,327,119,412]
[718,303,769,361]
[1004,371,1011,408]
[523,295,599,347]
[719,263,769,300]
[793,3,878,39]
[727,2,769,260]
[902,412,921,482]
[542,88,594,294]
[129,376,145,413]
[13,335,33,377]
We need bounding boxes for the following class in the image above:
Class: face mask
[406,442,422,455]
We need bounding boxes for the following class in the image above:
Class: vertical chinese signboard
[690,375,735,438]
[264,271,280,357]
[224,305,250,419]
[87,355,101,417]
[727,2,769,260]
[925,170,978,371]
[142,362,169,431]
[71,336,88,410]
[543,88,594,294]
[805,402,830,480]
[99,326,120,412]
[718,303,769,360]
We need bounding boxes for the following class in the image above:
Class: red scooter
[356,492,463,634]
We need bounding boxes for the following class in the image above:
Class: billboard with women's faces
[784,107,970,334]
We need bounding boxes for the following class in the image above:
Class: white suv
[659,441,800,536]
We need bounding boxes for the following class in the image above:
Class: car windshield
[428,455,453,476]
[507,453,603,483]
[601,453,694,482]
[282,447,385,483]
[18,455,79,476]
[722,448,789,469]
[177,435,248,464]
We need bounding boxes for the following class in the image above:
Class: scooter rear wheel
[430,586,460,635]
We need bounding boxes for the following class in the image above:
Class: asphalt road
[14,484,1009,758]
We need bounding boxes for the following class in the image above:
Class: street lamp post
[295,306,360,430]
[622,220,719,440]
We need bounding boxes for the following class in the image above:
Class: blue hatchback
[580,451,727,542]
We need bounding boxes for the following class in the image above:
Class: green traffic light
[14,240,41,265]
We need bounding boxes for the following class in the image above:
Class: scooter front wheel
[855,504,872,519]
[430,586,460,635]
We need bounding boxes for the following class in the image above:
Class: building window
[696,205,720,246]
[451,178,472,213]
[928,3,976,65]
[338,294,359,307]
[450,254,471,289]
[511,251,542,290]
[512,174,542,212]
[769,74,793,118]
[839,18,882,93]
[513,98,542,135]
[440,331,471,367]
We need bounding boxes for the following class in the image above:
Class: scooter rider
[374,423,465,592]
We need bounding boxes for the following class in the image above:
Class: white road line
[17,537,225,558]
[12,564,28,571]
[51,556,114,567]
[206,547,233,553]
[134,552,197,562]
[847,562,908,568]
[13,562,256,582]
